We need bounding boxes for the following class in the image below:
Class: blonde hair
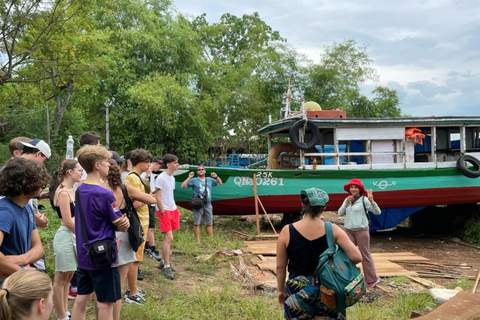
[76,145,112,173]
[0,270,52,320]
[8,136,30,155]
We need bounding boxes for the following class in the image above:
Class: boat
[173,90,480,231]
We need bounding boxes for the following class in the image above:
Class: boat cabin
[259,116,480,171]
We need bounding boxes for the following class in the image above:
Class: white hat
[16,139,51,159]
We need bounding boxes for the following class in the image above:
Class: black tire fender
[289,120,320,151]
[456,155,480,178]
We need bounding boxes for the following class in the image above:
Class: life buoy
[456,155,480,178]
[268,143,299,169]
[289,120,320,151]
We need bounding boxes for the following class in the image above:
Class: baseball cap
[153,157,163,165]
[197,165,205,169]
[300,188,329,207]
[16,139,51,159]
[109,151,125,164]
[124,151,131,161]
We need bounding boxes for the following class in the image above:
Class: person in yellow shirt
[124,148,151,305]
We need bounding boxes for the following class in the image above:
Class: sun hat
[344,178,367,195]
[16,139,51,158]
[109,151,125,164]
[300,187,329,207]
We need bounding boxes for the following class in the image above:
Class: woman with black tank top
[101,159,156,320]
[49,159,83,320]
[276,188,362,320]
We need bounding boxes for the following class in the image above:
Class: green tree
[303,39,401,118]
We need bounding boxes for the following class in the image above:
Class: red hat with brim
[344,178,367,195]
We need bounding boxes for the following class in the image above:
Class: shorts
[116,231,136,266]
[148,205,156,228]
[77,267,121,303]
[193,204,213,225]
[134,225,149,262]
[53,226,77,272]
[157,208,180,233]
[284,275,341,319]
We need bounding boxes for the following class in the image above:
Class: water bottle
[66,135,74,159]
[312,158,317,170]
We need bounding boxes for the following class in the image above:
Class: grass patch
[38,202,446,320]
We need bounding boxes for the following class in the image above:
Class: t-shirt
[0,198,36,257]
[74,182,122,270]
[124,172,149,227]
[154,172,176,211]
[187,177,218,206]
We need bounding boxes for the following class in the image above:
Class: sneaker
[162,266,175,280]
[144,246,153,255]
[137,269,145,281]
[366,278,381,288]
[157,259,165,270]
[149,249,162,261]
[68,287,77,300]
[124,290,146,305]
[125,289,145,298]
[157,260,176,272]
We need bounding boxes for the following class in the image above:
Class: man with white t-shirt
[153,154,179,280]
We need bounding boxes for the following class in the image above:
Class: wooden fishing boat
[173,96,480,230]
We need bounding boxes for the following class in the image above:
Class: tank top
[286,224,328,277]
[52,190,75,219]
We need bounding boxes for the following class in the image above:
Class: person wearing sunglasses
[181,165,222,244]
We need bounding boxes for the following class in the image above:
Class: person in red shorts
[153,154,180,280]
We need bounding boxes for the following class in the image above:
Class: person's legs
[92,267,122,319]
[71,268,94,320]
[71,294,92,320]
[205,225,213,238]
[162,231,173,265]
[113,264,130,320]
[354,228,378,284]
[127,261,140,295]
[192,208,202,243]
[345,229,357,246]
[193,225,200,242]
[53,271,73,319]
[96,302,115,320]
[203,205,213,239]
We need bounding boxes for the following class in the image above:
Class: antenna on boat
[282,79,292,119]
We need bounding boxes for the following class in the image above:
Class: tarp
[369,206,425,231]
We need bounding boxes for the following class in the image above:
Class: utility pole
[105,99,111,149]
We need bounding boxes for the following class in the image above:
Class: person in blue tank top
[276,188,362,320]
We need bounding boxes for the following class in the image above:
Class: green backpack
[314,222,366,314]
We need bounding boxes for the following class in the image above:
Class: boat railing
[306,161,458,170]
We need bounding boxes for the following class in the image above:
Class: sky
[173,0,480,117]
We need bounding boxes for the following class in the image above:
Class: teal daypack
[313,222,366,314]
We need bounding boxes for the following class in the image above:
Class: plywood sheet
[245,239,427,277]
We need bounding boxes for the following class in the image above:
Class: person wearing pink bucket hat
[338,178,382,288]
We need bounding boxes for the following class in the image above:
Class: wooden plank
[391,291,480,320]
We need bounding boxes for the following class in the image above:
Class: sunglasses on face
[197,168,205,171]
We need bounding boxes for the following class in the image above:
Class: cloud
[174,0,480,116]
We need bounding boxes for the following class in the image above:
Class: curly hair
[0,158,50,198]
[106,159,122,190]
[49,159,79,205]
[0,270,53,320]
[130,148,151,167]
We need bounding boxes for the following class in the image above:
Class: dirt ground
[240,211,480,294]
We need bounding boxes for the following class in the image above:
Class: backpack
[361,196,371,227]
[121,186,145,252]
[313,222,366,314]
